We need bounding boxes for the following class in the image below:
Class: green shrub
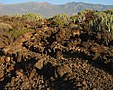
[70,9,95,23]
[70,15,79,23]
[70,23,82,30]
[90,12,113,34]
[78,9,94,15]
[48,14,70,27]
[13,14,22,18]
[9,29,33,39]
[103,9,113,15]
[22,13,45,22]
[0,23,13,31]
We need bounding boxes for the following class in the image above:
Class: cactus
[89,11,113,34]
[70,10,113,34]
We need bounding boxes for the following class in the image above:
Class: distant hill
[0,2,113,17]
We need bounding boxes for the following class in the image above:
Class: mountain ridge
[0,2,113,17]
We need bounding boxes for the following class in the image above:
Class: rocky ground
[0,13,113,90]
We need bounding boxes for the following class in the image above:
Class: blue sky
[0,0,113,5]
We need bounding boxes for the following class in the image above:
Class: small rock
[0,56,5,64]
[85,70,89,73]
[6,57,10,62]
[0,69,4,81]
[57,64,72,77]
[35,59,44,69]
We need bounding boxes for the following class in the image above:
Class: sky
[0,0,113,5]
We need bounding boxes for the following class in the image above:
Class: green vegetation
[1,10,113,41]
[103,9,113,15]
[69,23,83,30]
[69,9,113,35]
[13,13,45,22]
[91,11,113,34]
[48,14,70,27]
[70,9,95,23]
[9,29,32,39]
[22,13,45,22]
[0,23,13,31]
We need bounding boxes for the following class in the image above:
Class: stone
[35,59,44,69]
[6,56,10,62]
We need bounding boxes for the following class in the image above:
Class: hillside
[0,10,113,89]
[0,2,113,17]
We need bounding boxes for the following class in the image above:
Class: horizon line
[0,1,113,6]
